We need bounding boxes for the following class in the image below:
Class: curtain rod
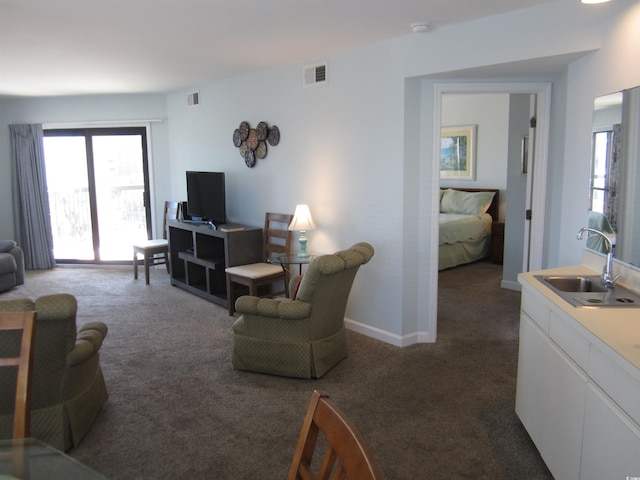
[43,119,164,129]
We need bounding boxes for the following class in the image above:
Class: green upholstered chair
[232,242,374,379]
[587,211,616,254]
[0,294,108,451]
[0,241,25,293]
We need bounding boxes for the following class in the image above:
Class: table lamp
[288,204,316,258]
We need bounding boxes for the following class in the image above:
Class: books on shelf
[218,224,244,232]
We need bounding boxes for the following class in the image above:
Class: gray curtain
[605,123,622,231]
[9,124,56,269]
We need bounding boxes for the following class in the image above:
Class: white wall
[166,49,406,339]
[2,1,639,345]
[593,104,622,131]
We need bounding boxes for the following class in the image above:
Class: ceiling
[0,0,562,98]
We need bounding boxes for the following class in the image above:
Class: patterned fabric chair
[232,242,374,379]
[587,211,615,254]
[0,294,108,451]
[0,241,25,293]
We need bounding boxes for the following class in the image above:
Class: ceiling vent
[187,91,200,107]
[303,63,327,88]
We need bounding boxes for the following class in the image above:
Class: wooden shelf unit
[168,220,262,307]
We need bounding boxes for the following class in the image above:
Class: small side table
[268,253,318,296]
[491,222,505,264]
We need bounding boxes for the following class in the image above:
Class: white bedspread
[439,213,492,245]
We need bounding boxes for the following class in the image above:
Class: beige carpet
[2,261,552,479]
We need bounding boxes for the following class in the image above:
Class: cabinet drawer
[549,309,590,371]
[521,289,550,332]
[589,346,640,425]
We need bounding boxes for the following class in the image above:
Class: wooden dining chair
[0,311,37,439]
[133,201,179,284]
[288,390,384,480]
[225,212,293,315]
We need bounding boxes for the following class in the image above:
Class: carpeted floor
[3,260,552,479]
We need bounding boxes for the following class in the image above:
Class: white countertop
[519,264,640,372]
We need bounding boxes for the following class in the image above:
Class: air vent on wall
[187,91,200,107]
[303,63,327,88]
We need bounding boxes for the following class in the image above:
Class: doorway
[419,82,551,343]
[439,92,535,288]
[43,127,152,263]
[435,83,550,274]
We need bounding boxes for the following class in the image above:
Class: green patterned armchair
[0,294,108,451]
[232,242,374,379]
[0,240,24,293]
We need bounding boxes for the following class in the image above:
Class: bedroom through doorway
[438,91,535,288]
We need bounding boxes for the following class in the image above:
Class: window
[589,130,613,214]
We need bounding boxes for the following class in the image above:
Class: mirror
[589,86,640,267]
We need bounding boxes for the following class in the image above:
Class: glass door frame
[43,126,152,264]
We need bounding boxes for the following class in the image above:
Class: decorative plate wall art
[233,121,280,168]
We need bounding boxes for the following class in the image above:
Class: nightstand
[491,222,505,264]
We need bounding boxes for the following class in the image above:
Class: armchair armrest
[0,240,17,253]
[235,296,311,320]
[67,322,108,368]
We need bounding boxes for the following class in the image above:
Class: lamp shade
[288,204,316,231]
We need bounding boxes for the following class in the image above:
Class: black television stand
[167,220,262,307]
[182,219,219,230]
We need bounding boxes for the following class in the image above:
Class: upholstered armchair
[232,242,374,379]
[587,211,616,254]
[0,294,108,451]
[0,240,25,293]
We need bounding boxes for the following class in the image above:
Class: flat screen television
[186,171,226,226]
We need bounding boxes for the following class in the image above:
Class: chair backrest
[587,210,614,253]
[163,201,180,239]
[293,242,374,338]
[0,311,37,439]
[0,295,77,416]
[288,390,384,480]
[262,212,293,262]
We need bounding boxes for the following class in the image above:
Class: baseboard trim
[344,318,435,347]
[501,279,521,291]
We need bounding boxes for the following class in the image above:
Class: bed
[439,188,499,270]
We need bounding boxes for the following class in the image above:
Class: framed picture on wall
[440,125,476,180]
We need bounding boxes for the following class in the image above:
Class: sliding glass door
[43,127,151,263]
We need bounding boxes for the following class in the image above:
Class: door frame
[426,81,551,340]
[43,123,155,264]
[44,121,158,229]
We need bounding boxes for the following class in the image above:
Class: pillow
[292,276,303,300]
[439,189,452,212]
[440,189,495,216]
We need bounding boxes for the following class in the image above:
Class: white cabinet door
[581,383,640,480]
[516,313,588,480]
[516,312,547,446]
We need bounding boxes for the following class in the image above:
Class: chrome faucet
[577,227,620,287]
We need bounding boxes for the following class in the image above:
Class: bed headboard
[448,188,500,222]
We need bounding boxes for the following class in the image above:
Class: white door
[522,94,537,272]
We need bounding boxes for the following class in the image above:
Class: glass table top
[0,438,107,480]
[268,253,318,265]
